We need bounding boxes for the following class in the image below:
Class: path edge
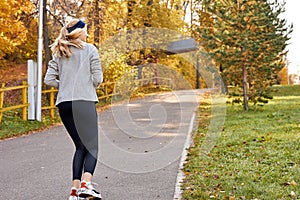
[173,109,198,200]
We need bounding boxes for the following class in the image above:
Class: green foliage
[182,85,300,199]
[193,0,292,110]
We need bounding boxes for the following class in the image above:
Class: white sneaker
[68,187,79,200]
[68,187,86,200]
[78,181,102,200]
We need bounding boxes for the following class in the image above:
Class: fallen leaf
[290,191,296,199]
[284,180,297,186]
[290,180,297,186]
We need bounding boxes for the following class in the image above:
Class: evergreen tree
[194,0,292,110]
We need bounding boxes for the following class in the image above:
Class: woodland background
[0,0,293,110]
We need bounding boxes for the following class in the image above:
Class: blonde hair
[50,19,87,58]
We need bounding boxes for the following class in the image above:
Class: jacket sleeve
[90,46,103,88]
[44,56,60,88]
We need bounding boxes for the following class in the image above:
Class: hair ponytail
[50,19,86,58]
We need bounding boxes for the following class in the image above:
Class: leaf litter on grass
[182,85,300,200]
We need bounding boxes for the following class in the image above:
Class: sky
[282,0,300,74]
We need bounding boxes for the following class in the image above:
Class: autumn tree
[277,66,288,84]
[32,0,193,88]
[99,0,188,84]
[194,0,292,110]
[45,0,87,58]
[0,0,36,64]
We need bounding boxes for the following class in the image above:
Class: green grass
[182,85,300,200]
[0,110,61,139]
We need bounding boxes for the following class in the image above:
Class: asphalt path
[0,90,203,200]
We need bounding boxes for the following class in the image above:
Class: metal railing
[0,81,29,123]
[0,77,173,123]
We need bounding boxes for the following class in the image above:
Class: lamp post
[36,0,43,121]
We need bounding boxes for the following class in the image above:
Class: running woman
[44,18,103,200]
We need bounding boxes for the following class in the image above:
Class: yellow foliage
[0,0,35,62]
[278,67,288,85]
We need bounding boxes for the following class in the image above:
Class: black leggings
[58,101,98,180]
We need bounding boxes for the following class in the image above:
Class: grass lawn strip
[182,85,300,200]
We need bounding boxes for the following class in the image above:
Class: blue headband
[67,20,86,33]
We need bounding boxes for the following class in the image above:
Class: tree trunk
[242,61,248,111]
[196,56,200,89]
[43,0,51,68]
[127,0,136,27]
[93,0,100,49]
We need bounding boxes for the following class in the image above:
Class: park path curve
[0,89,205,200]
